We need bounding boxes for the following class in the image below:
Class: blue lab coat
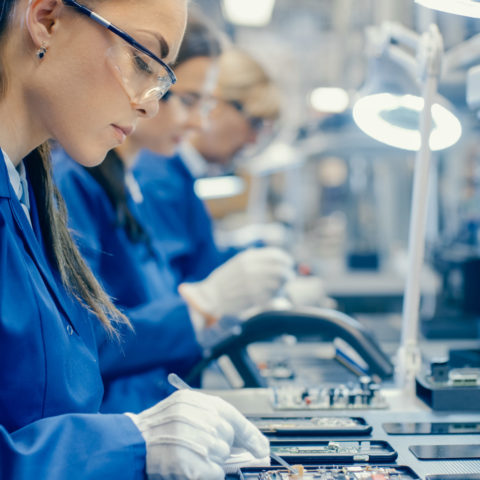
[133,151,239,285]
[52,150,202,413]
[0,150,146,479]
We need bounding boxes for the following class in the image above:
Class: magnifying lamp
[353,93,461,151]
[415,0,480,18]
[353,23,462,387]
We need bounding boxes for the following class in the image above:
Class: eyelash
[133,52,154,75]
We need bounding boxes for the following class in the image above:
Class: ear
[25,0,64,49]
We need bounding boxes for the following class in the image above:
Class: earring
[36,42,48,60]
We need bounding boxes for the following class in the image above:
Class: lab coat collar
[3,151,22,199]
[178,142,210,179]
[0,150,81,334]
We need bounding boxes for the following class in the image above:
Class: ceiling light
[222,0,276,27]
[310,88,350,113]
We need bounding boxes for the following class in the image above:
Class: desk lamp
[353,22,462,386]
[415,0,480,18]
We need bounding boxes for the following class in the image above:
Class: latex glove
[283,275,337,309]
[179,247,294,325]
[126,389,269,480]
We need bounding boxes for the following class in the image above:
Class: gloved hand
[179,247,294,325]
[125,389,269,480]
[283,275,337,309]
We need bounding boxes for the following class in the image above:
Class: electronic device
[416,359,480,411]
[271,377,387,410]
[383,421,480,435]
[269,440,397,464]
[237,465,420,479]
[409,443,480,460]
[249,416,372,436]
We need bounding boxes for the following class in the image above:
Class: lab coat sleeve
[97,296,202,381]
[0,413,146,480]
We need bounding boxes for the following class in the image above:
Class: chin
[71,148,109,168]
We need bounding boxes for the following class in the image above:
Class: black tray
[248,415,372,436]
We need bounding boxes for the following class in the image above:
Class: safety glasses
[162,90,218,118]
[63,0,176,102]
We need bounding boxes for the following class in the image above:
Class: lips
[111,124,134,143]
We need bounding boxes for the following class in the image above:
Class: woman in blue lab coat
[53,10,222,412]
[0,0,269,478]
[134,47,282,285]
[54,16,294,413]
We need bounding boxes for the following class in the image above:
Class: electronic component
[416,361,480,411]
[271,377,387,410]
[238,465,420,479]
[269,441,397,463]
[249,416,372,436]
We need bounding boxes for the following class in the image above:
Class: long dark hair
[87,7,222,244]
[1,0,127,332]
[88,149,150,244]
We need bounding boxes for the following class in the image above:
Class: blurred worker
[134,47,332,314]
[53,13,294,414]
[134,47,281,287]
[0,0,269,479]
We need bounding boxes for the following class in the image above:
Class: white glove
[283,275,337,309]
[179,247,294,324]
[126,389,269,480]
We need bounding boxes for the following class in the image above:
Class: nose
[185,108,206,132]
[133,95,159,119]
[246,125,259,144]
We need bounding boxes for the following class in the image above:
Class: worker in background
[0,0,269,479]
[134,47,333,313]
[53,11,294,414]
[134,48,282,287]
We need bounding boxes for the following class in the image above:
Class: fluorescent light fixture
[194,176,246,201]
[222,0,276,26]
[415,0,480,18]
[310,87,350,113]
[353,93,462,151]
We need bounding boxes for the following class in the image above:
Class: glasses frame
[62,0,176,89]
[227,99,266,132]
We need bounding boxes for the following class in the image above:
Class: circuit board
[270,441,396,463]
[249,416,371,435]
[238,465,420,479]
[271,378,387,410]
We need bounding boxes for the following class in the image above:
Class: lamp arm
[443,31,480,73]
[396,24,442,387]
[381,21,421,52]
[384,44,419,81]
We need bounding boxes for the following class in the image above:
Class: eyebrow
[158,35,170,59]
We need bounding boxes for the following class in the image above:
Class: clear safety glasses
[63,0,176,102]
[162,90,218,118]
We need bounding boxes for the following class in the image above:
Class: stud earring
[36,43,48,60]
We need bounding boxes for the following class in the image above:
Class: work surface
[209,387,480,478]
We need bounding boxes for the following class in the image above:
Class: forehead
[173,57,214,90]
[92,0,187,62]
